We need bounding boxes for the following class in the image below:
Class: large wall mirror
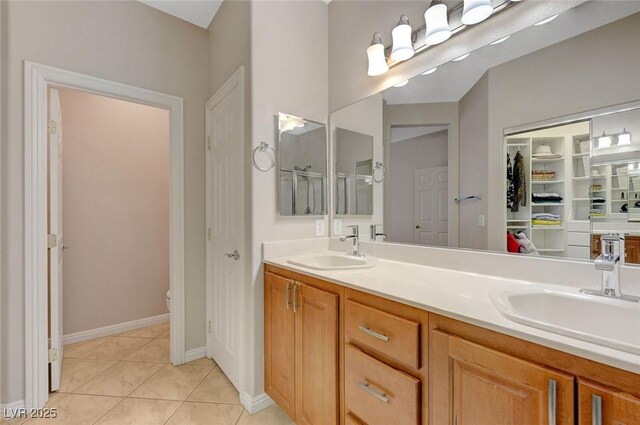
[329,1,640,265]
[278,113,328,216]
[334,128,374,216]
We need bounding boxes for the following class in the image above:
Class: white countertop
[265,251,640,374]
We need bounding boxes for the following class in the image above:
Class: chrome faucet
[370,224,387,241]
[340,225,362,257]
[581,234,639,302]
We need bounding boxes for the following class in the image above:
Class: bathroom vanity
[263,259,640,425]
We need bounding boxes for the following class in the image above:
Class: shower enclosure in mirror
[334,128,374,216]
[278,113,328,216]
[327,1,640,265]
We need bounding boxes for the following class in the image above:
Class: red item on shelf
[507,233,520,253]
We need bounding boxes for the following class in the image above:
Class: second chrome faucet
[340,225,362,257]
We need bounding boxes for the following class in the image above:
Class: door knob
[225,250,240,260]
[415,225,422,229]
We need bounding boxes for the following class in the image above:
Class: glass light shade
[452,53,470,62]
[391,21,414,61]
[422,67,438,75]
[535,14,558,26]
[461,0,493,25]
[367,43,389,76]
[598,133,612,148]
[424,4,451,46]
[618,129,632,145]
[393,80,409,88]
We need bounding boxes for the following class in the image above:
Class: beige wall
[389,131,448,244]
[249,0,329,398]
[0,0,208,404]
[58,89,170,335]
[458,73,489,250]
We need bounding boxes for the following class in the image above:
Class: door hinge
[207,228,212,241]
[47,120,57,134]
[48,234,58,249]
[208,320,212,333]
[48,347,58,363]
[207,136,211,151]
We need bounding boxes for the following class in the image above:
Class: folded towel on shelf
[591,197,606,204]
[532,212,561,220]
[590,209,605,218]
[532,219,561,226]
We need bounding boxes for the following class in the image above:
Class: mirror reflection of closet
[278,113,328,216]
[334,128,374,216]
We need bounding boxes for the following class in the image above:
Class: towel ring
[373,161,386,183]
[252,142,276,172]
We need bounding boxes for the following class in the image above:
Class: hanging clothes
[506,153,514,208]
[510,151,527,212]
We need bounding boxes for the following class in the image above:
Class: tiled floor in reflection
[2,323,293,425]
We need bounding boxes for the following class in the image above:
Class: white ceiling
[139,0,223,29]
[384,2,640,104]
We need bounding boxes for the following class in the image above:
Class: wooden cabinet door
[578,379,640,425]
[295,283,339,425]
[264,273,296,419]
[430,330,574,425]
[624,238,640,265]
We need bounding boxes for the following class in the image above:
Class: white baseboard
[184,346,206,363]
[63,313,170,345]
[1,399,26,419]
[240,392,274,415]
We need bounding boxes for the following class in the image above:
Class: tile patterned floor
[2,324,293,425]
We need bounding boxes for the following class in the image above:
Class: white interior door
[205,72,244,390]
[414,166,448,246]
[48,88,64,391]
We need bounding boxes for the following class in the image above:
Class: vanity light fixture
[391,15,415,61]
[490,35,510,45]
[535,14,559,26]
[425,2,451,46]
[422,67,438,75]
[393,80,409,88]
[461,0,494,25]
[452,52,471,62]
[367,33,389,76]
[618,128,632,145]
[598,132,612,149]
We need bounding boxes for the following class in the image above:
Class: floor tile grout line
[122,360,171,398]
[161,400,185,425]
[89,395,127,425]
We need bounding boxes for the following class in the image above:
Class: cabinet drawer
[345,299,421,368]
[345,344,420,425]
[568,232,591,246]
[568,245,591,259]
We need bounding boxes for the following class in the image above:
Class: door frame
[205,66,246,401]
[24,61,186,409]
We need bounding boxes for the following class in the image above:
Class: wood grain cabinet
[430,329,574,425]
[592,235,640,264]
[264,265,640,425]
[578,379,640,425]
[264,272,339,425]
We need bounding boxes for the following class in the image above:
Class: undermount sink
[288,253,378,271]
[490,285,640,355]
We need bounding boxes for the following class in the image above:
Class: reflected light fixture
[535,14,559,26]
[452,53,470,62]
[367,33,389,76]
[425,2,451,45]
[391,15,414,61]
[490,35,510,45]
[598,132,612,148]
[461,0,493,25]
[422,67,438,75]
[618,128,632,145]
[393,80,409,88]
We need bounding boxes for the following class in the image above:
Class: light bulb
[391,15,414,62]
[461,0,493,25]
[366,33,389,76]
[425,3,451,46]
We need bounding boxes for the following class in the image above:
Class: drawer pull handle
[285,282,291,310]
[358,325,390,342]
[548,379,556,425]
[358,382,389,404]
[592,394,602,425]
